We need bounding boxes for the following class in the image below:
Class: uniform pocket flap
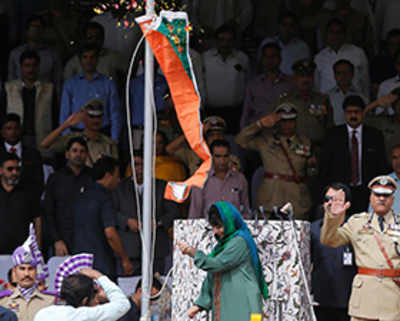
[353,278,363,288]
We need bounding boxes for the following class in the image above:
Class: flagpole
[141,0,155,319]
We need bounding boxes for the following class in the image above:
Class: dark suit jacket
[319,124,389,188]
[112,178,180,260]
[0,142,44,195]
[311,219,357,308]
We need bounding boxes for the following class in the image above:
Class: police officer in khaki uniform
[277,58,334,149]
[321,175,400,321]
[0,225,54,321]
[40,98,118,167]
[166,116,241,175]
[236,103,314,220]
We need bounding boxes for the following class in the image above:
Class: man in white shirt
[203,24,250,133]
[34,268,130,321]
[376,50,400,115]
[257,11,311,75]
[314,18,370,99]
[328,59,366,125]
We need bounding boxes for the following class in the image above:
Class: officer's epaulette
[352,212,369,219]
[41,290,58,297]
[0,290,13,298]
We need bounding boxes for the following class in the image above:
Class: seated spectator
[34,268,130,321]
[240,42,293,128]
[319,95,388,214]
[236,104,314,220]
[167,116,241,175]
[363,89,400,161]
[5,50,55,152]
[203,24,250,134]
[0,224,54,321]
[126,131,187,181]
[328,59,366,125]
[0,153,41,254]
[64,22,125,91]
[59,43,122,142]
[187,0,253,44]
[7,15,62,96]
[72,156,133,279]
[375,49,400,115]
[370,29,400,90]
[113,150,180,275]
[314,18,369,99]
[311,182,356,321]
[276,58,333,148]
[43,137,92,256]
[40,99,118,167]
[0,113,44,196]
[118,277,162,321]
[318,0,375,57]
[257,12,311,76]
[189,139,250,219]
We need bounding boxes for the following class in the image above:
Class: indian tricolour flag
[136,11,211,202]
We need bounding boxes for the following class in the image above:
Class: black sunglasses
[6,166,21,172]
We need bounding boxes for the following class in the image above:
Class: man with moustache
[43,137,92,256]
[321,175,400,321]
[320,95,388,214]
[0,153,41,254]
[40,98,118,167]
[0,224,54,321]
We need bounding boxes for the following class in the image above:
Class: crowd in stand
[1,0,400,320]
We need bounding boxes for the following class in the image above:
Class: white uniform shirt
[314,44,370,99]
[203,48,250,107]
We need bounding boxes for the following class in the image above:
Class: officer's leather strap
[275,140,303,184]
[264,172,306,184]
[373,230,395,269]
[358,267,400,278]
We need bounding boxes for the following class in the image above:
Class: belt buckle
[272,174,279,180]
[376,269,385,279]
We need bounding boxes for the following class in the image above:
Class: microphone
[280,202,293,216]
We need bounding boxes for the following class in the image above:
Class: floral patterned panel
[172,219,313,321]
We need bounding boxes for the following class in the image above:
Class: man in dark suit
[320,95,389,214]
[0,113,43,196]
[311,182,357,321]
[112,150,180,275]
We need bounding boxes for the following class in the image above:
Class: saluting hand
[258,112,281,128]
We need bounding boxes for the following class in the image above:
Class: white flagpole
[141,0,155,320]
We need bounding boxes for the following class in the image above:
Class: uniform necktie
[378,216,385,232]
[351,130,359,185]
[9,147,17,154]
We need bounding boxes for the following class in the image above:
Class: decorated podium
[172,219,313,321]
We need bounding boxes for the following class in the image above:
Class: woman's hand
[177,241,196,257]
[187,305,201,318]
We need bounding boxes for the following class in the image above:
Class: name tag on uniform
[343,248,353,266]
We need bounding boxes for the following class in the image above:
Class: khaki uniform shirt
[321,210,400,321]
[0,288,54,321]
[364,115,400,162]
[236,122,312,219]
[277,90,333,148]
[174,145,241,175]
[50,132,118,167]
